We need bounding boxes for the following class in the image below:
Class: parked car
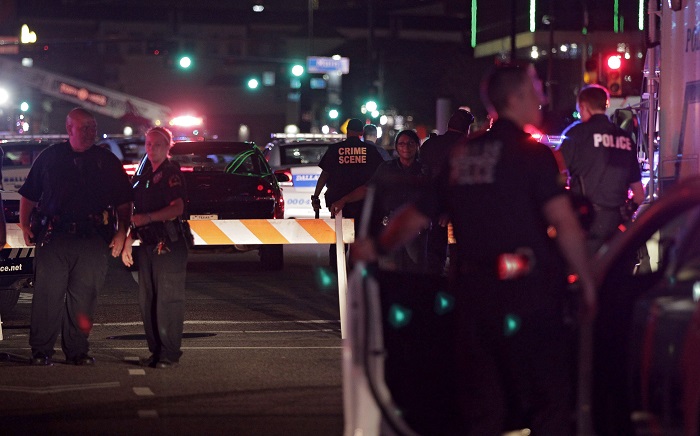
[134,140,287,270]
[589,175,700,435]
[96,135,146,177]
[264,133,345,218]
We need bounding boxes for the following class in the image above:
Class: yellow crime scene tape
[2,219,356,249]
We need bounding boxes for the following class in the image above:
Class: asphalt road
[0,245,345,436]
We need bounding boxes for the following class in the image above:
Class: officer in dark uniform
[353,65,597,434]
[19,108,133,366]
[121,126,191,369]
[558,85,645,436]
[331,129,429,271]
[311,118,384,267]
[418,109,474,274]
[558,84,645,255]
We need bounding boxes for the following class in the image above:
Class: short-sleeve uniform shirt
[559,113,641,208]
[19,141,133,219]
[318,136,384,217]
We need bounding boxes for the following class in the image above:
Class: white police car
[264,133,345,219]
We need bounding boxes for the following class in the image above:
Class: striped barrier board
[0,217,355,341]
[2,219,355,249]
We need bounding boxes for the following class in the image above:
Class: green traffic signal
[291,64,304,77]
[20,101,29,112]
[178,56,192,69]
[247,78,260,89]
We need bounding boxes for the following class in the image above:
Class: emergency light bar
[270,133,345,140]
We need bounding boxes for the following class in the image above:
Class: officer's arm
[542,194,597,319]
[313,170,329,198]
[629,181,645,205]
[19,196,37,246]
[351,204,430,262]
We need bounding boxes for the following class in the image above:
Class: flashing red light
[257,184,264,191]
[122,163,139,176]
[606,55,622,70]
[180,166,194,172]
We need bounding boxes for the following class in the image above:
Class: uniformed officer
[19,108,133,366]
[419,108,474,274]
[557,84,645,254]
[352,64,597,434]
[311,118,384,267]
[558,85,645,436]
[121,126,190,369]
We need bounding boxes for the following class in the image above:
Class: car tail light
[275,194,285,218]
[274,169,293,187]
[122,163,139,176]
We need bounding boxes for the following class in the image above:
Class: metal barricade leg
[335,211,348,339]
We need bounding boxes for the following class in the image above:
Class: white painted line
[129,369,146,375]
[138,410,159,418]
[115,346,341,350]
[123,356,140,363]
[133,387,154,396]
[0,382,120,394]
[93,320,338,327]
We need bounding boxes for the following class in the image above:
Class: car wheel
[259,244,284,270]
[0,277,31,316]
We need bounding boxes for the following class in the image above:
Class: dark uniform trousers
[587,207,623,255]
[455,273,573,435]
[137,237,188,362]
[30,232,109,359]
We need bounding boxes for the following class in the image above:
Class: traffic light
[178,55,193,69]
[246,77,260,90]
[20,101,29,112]
[605,54,623,96]
[583,58,598,85]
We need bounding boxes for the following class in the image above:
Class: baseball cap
[447,109,475,133]
[347,118,365,133]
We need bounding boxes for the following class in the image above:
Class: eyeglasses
[396,141,418,147]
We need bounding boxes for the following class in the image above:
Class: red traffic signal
[605,55,623,96]
[606,55,622,70]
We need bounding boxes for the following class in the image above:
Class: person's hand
[350,238,378,263]
[121,245,133,267]
[331,199,345,216]
[21,226,35,247]
[109,230,127,257]
[311,196,321,213]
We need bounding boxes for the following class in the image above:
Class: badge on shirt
[169,175,182,187]
[153,172,163,184]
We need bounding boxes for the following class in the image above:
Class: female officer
[121,126,189,369]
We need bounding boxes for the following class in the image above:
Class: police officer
[121,127,190,369]
[19,108,133,366]
[558,85,645,436]
[311,118,384,267]
[363,123,391,161]
[558,84,644,254]
[353,65,596,434]
[419,108,475,274]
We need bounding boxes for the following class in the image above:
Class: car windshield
[280,144,329,166]
[171,148,268,176]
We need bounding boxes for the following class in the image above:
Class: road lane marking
[115,346,341,350]
[138,410,159,418]
[93,320,339,326]
[129,369,146,375]
[0,382,120,394]
[133,387,154,396]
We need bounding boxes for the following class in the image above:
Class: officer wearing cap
[312,118,384,267]
[419,108,475,274]
[19,107,133,366]
[557,84,644,255]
